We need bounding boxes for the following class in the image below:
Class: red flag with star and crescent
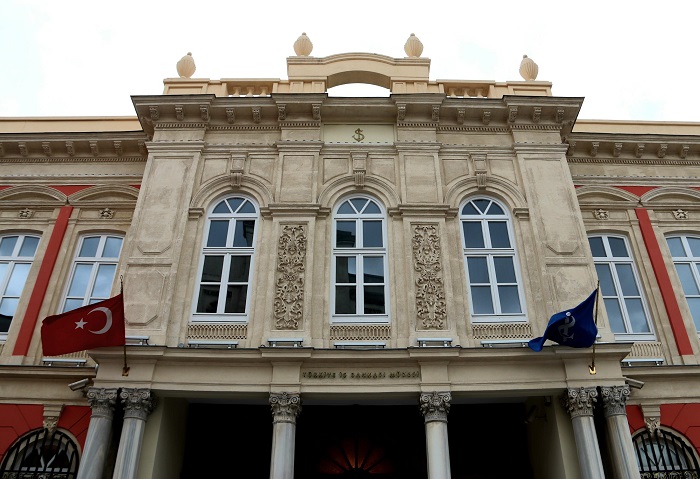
[41,294,125,356]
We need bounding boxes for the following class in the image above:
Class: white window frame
[0,234,41,341]
[60,234,123,313]
[460,197,527,323]
[331,195,389,324]
[589,234,654,341]
[666,235,700,334]
[191,196,258,323]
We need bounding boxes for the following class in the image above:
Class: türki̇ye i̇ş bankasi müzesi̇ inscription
[301,370,420,380]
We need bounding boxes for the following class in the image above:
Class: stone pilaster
[112,388,156,479]
[562,387,606,479]
[77,388,118,479]
[601,385,641,479]
[269,393,301,479]
[419,392,452,479]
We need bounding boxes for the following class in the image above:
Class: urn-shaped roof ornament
[519,54,538,81]
[294,33,313,56]
[404,33,423,58]
[176,52,196,78]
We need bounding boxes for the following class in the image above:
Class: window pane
[473,199,490,213]
[471,286,494,314]
[0,263,7,285]
[364,286,385,314]
[463,222,485,248]
[666,237,686,257]
[494,257,516,283]
[79,237,100,257]
[212,200,230,213]
[615,264,640,296]
[488,222,510,248]
[207,221,229,247]
[201,256,224,282]
[233,221,255,247]
[337,201,354,214]
[350,198,367,212]
[91,264,116,298]
[229,256,251,283]
[688,238,700,257]
[336,221,356,248]
[486,203,504,215]
[19,237,39,257]
[196,285,220,313]
[687,298,700,331]
[102,237,123,258]
[0,237,18,256]
[336,257,356,283]
[364,201,380,214]
[224,285,247,313]
[63,298,84,313]
[363,257,384,283]
[625,298,650,333]
[363,221,383,247]
[588,237,606,258]
[68,264,93,297]
[608,237,628,257]
[335,286,356,314]
[604,298,626,333]
[498,286,521,313]
[0,298,16,332]
[238,200,255,214]
[467,257,490,283]
[461,202,479,215]
[595,264,617,296]
[5,263,30,296]
[675,263,700,296]
[226,198,243,213]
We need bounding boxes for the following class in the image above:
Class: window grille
[633,428,700,478]
[0,428,79,478]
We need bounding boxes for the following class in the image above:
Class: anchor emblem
[352,128,365,142]
[558,312,576,342]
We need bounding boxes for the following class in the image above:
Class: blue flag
[528,290,598,352]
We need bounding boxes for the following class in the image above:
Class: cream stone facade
[1,36,700,478]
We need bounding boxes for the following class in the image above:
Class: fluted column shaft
[112,388,156,479]
[601,385,641,479]
[420,392,452,479]
[269,392,301,479]
[562,387,606,479]
[77,388,118,479]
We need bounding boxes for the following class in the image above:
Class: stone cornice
[260,204,330,218]
[0,132,148,161]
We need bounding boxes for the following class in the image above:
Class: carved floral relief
[412,224,447,329]
[274,225,307,329]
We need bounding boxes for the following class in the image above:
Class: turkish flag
[41,294,125,356]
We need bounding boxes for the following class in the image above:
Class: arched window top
[209,196,258,216]
[335,196,384,217]
[460,197,508,218]
[0,234,40,259]
[633,428,700,475]
[667,235,700,259]
[0,428,80,477]
[588,234,633,260]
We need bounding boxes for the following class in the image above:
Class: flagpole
[588,281,600,375]
[120,275,130,377]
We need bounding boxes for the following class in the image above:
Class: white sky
[0,0,696,122]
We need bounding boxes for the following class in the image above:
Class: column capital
[270,392,301,424]
[420,391,451,423]
[120,388,156,421]
[600,385,631,417]
[562,387,598,419]
[86,387,118,419]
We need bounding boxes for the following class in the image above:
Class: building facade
[1,35,700,479]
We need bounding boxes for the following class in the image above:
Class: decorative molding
[120,388,156,421]
[508,106,518,123]
[42,142,52,157]
[569,157,700,166]
[18,208,34,219]
[43,404,62,434]
[644,417,661,434]
[138,141,147,156]
[471,154,488,189]
[420,391,451,423]
[99,208,115,219]
[270,392,301,424]
[556,108,565,123]
[472,322,532,339]
[437,125,509,133]
[226,107,236,124]
[613,142,623,157]
[90,141,99,156]
[561,387,598,418]
[18,142,28,157]
[590,142,599,157]
[657,143,667,158]
[252,107,261,124]
[600,385,630,417]
[412,224,447,330]
[278,104,286,121]
[274,225,307,330]
[641,404,661,434]
[352,152,367,187]
[456,108,465,124]
[673,208,689,220]
[86,387,118,419]
[149,106,160,121]
[329,324,391,341]
[230,153,247,188]
[482,111,491,125]
[187,322,247,340]
[175,105,184,121]
[566,141,576,156]
[113,141,123,156]
[432,105,440,122]
[200,105,210,122]
[397,103,406,122]
[532,107,541,123]
[594,209,609,220]
[43,416,59,434]
[635,143,645,158]
[312,104,321,121]
[680,144,690,159]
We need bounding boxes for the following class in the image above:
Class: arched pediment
[68,185,140,205]
[576,186,640,205]
[641,186,700,204]
[190,175,273,211]
[444,176,527,211]
[0,185,67,205]
[317,176,400,210]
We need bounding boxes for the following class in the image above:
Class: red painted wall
[627,403,700,457]
[57,406,91,449]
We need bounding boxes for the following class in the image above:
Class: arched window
[0,428,80,478]
[633,428,700,477]
[0,234,40,339]
[666,235,700,332]
[332,196,388,322]
[460,198,525,322]
[61,235,123,313]
[192,196,258,322]
[588,234,653,339]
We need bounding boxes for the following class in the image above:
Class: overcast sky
[0,1,696,122]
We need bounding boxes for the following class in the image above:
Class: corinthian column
[269,392,301,479]
[601,385,641,479]
[420,391,452,479]
[77,388,118,479]
[562,387,606,479]
[112,388,156,479]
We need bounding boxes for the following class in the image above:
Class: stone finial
[293,33,313,56]
[404,33,423,58]
[176,52,196,78]
[519,54,538,81]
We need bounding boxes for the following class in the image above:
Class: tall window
[332,196,388,322]
[633,428,700,477]
[0,234,40,338]
[666,235,700,333]
[0,429,80,478]
[460,198,525,322]
[589,235,653,338]
[193,196,257,321]
[62,235,123,312]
